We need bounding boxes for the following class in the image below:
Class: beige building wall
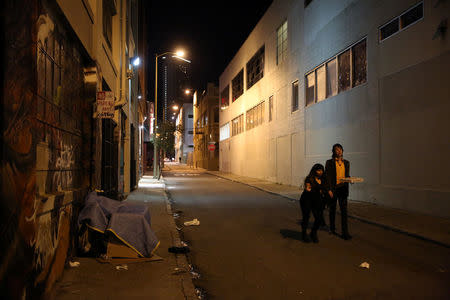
[219,0,450,217]
[57,0,141,195]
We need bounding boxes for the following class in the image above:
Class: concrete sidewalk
[51,175,198,300]
[204,169,450,248]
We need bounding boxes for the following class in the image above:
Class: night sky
[146,1,274,95]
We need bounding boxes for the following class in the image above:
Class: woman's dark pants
[300,192,321,234]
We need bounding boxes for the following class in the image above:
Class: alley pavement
[171,163,450,249]
[52,162,449,299]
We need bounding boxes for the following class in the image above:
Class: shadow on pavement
[280,229,302,241]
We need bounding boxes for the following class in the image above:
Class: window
[103,0,115,49]
[401,3,423,28]
[338,49,351,92]
[292,80,299,111]
[305,72,315,106]
[246,101,265,131]
[232,69,244,102]
[221,85,229,109]
[277,21,288,65]
[188,114,193,118]
[304,0,314,7]
[231,114,244,136]
[246,46,265,89]
[269,95,274,122]
[188,130,193,134]
[352,39,367,87]
[326,58,337,98]
[305,38,367,106]
[379,2,423,41]
[220,123,230,141]
[380,18,399,41]
[316,65,326,102]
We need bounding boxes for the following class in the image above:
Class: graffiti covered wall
[1,0,92,298]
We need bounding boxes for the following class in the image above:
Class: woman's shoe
[310,231,319,243]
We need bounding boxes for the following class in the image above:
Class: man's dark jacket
[325,158,350,198]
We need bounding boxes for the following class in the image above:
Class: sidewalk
[51,175,198,300]
[205,169,450,248]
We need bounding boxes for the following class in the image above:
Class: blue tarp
[78,192,160,257]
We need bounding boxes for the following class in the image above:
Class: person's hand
[305,183,312,192]
[328,190,333,198]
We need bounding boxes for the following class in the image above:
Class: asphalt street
[164,169,450,300]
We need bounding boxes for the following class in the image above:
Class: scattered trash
[189,264,201,279]
[115,264,128,270]
[176,226,183,231]
[181,241,189,247]
[195,287,207,299]
[184,218,200,226]
[69,261,80,268]
[172,267,187,275]
[168,246,190,254]
[173,213,180,218]
[359,262,370,269]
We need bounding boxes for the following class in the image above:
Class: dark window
[304,0,314,7]
[103,0,114,49]
[292,80,299,111]
[188,114,193,118]
[232,69,244,102]
[401,3,423,28]
[246,46,265,89]
[352,39,367,87]
[338,49,351,92]
[188,131,193,134]
[221,85,229,109]
[380,18,399,41]
[188,145,194,148]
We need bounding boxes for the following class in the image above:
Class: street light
[153,50,190,179]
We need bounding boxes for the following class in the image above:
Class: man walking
[325,144,352,240]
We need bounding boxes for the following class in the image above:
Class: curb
[206,172,450,249]
[161,176,198,300]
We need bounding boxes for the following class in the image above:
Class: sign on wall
[96,91,114,118]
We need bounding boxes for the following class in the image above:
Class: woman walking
[299,164,328,243]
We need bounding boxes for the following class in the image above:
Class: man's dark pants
[328,186,349,235]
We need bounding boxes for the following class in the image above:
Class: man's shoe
[302,231,311,243]
[342,233,352,240]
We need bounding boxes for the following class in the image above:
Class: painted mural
[1,0,91,298]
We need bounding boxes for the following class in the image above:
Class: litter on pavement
[69,261,80,267]
[115,264,128,270]
[181,241,189,247]
[184,218,200,226]
[172,267,187,275]
[359,262,370,269]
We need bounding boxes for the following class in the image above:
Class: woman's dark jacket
[300,176,328,207]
